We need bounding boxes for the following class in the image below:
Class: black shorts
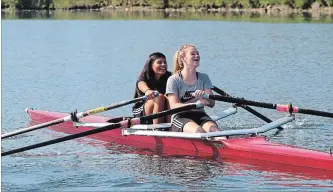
[171,111,215,132]
[132,102,153,124]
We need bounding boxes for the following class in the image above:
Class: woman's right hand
[145,89,157,100]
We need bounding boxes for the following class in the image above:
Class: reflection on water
[2,9,333,23]
[103,140,333,181]
[103,142,333,190]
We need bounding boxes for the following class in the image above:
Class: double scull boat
[25,107,333,177]
[2,89,333,179]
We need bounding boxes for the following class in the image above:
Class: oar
[212,86,284,130]
[1,102,203,156]
[1,93,158,139]
[203,94,333,118]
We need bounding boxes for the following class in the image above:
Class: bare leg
[144,94,166,124]
[183,121,206,133]
[164,98,171,123]
[202,121,226,140]
[202,121,220,132]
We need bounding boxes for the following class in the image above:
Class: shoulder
[137,71,148,82]
[167,73,181,83]
[160,71,172,80]
[197,72,210,79]
[166,71,172,77]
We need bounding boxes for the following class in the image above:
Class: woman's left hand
[192,90,205,98]
[192,89,214,108]
[199,98,210,106]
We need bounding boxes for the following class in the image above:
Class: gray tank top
[165,72,213,103]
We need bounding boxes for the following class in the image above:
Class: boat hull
[26,109,333,179]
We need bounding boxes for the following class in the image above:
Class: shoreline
[103,5,333,15]
[2,5,333,15]
[2,6,333,22]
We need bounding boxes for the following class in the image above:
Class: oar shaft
[212,86,283,130]
[2,103,202,156]
[1,94,153,139]
[299,108,333,118]
[206,94,333,118]
[1,119,65,139]
[276,104,333,118]
[140,103,202,122]
[207,95,275,109]
[1,123,122,156]
[83,96,149,116]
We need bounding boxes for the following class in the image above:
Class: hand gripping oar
[1,102,203,156]
[203,94,333,118]
[1,92,159,139]
[212,86,284,130]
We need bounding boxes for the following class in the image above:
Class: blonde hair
[172,44,196,74]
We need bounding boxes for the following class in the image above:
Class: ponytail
[172,44,196,74]
[173,49,183,74]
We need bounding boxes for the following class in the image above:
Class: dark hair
[134,52,167,98]
[139,52,166,83]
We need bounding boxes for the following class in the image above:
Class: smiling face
[182,46,200,69]
[151,57,167,78]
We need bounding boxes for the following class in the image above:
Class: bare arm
[167,93,189,109]
[204,88,215,107]
[137,81,151,93]
[192,89,215,108]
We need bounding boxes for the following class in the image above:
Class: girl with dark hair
[133,52,172,124]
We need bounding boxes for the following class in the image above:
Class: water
[1,13,333,191]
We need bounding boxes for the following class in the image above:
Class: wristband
[144,89,151,94]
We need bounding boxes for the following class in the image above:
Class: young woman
[166,44,221,133]
[133,52,171,124]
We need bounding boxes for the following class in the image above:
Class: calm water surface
[1,16,333,191]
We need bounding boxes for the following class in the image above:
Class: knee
[153,93,166,104]
[208,126,220,132]
[196,127,206,133]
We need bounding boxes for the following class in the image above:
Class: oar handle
[204,94,333,118]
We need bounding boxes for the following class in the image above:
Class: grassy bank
[1,0,333,11]
[2,9,333,23]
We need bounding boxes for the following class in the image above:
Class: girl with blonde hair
[166,44,221,133]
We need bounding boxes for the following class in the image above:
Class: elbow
[169,101,180,109]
